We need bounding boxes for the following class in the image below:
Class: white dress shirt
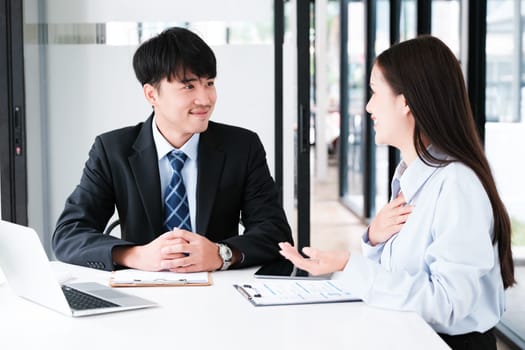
[337,146,505,335]
[152,115,199,232]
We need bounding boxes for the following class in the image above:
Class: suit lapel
[129,116,164,237]
[196,123,225,233]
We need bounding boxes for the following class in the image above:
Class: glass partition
[400,0,416,41]
[22,0,277,254]
[485,0,525,257]
[343,0,366,216]
[431,0,460,56]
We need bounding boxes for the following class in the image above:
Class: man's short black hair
[132,27,216,87]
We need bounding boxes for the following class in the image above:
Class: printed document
[234,279,360,306]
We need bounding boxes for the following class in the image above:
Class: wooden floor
[310,165,366,254]
[291,162,366,254]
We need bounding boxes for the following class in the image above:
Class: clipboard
[234,280,360,306]
[110,269,212,287]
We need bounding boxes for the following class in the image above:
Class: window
[485,0,525,257]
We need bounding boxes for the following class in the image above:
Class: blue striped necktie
[163,150,191,231]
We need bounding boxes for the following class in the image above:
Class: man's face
[145,73,217,147]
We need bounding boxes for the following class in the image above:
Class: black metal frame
[388,0,402,199]
[467,0,487,142]
[0,0,27,224]
[296,0,311,249]
[363,0,377,218]
[417,0,431,35]
[339,0,349,199]
[274,0,284,203]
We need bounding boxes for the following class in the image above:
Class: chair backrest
[104,219,120,236]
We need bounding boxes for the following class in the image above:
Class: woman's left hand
[278,242,350,275]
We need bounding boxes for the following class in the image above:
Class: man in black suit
[52,27,292,272]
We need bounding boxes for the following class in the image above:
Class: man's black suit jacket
[52,116,292,271]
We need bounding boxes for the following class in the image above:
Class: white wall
[24,0,272,23]
[213,44,275,175]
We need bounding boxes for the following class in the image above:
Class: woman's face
[366,64,414,151]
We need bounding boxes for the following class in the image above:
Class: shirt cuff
[361,229,385,261]
[333,252,378,300]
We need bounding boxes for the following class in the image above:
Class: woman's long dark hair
[376,35,515,288]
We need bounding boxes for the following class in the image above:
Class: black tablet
[254,259,332,280]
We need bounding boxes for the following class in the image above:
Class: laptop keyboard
[61,285,119,310]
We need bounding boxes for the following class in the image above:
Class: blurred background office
[1,1,523,348]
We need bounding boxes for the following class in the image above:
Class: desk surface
[0,262,448,350]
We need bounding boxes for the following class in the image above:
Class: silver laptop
[0,220,157,317]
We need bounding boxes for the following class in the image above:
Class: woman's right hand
[278,242,349,276]
[368,192,413,246]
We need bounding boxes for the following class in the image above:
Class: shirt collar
[395,145,450,204]
[152,114,200,162]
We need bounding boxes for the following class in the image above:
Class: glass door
[342,0,366,217]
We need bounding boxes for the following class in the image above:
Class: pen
[235,284,261,298]
[234,284,253,300]
[243,284,262,297]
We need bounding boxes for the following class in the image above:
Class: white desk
[0,262,449,350]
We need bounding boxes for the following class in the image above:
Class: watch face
[220,244,233,261]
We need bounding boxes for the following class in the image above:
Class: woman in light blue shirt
[279,36,515,350]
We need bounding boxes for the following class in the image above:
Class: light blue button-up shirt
[337,146,505,335]
[152,116,199,232]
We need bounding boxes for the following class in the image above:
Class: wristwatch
[216,243,233,271]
